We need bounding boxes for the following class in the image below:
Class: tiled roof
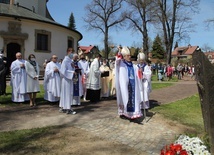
[185,46,198,55]
[79,46,95,53]
[171,45,198,56]
[204,51,214,59]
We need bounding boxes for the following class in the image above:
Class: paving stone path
[0,80,198,155]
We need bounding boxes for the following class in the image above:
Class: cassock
[72,60,83,105]
[59,56,75,110]
[78,59,89,100]
[100,64,110,98]
[0,56,7,95]
[115,58,143,119]
[10,59,29,102]
[44,61,61,102]
[137,63,152,109]
[86,58,101,102]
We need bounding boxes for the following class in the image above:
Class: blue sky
[47,0,214,50]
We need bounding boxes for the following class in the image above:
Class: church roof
[0,3,82,40]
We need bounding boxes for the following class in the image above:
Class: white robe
[10,59,29,102]
[78,59,90,100]
[138,64,152,109]
[115,58,143,119]
[72,60,83,105]
[59,56,75,110]
[44,61,61,102]
[86,58,101,90]
[25,61,40,93]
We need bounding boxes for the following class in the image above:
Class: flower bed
[161,135,211,155]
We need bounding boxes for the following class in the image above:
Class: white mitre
[137,52,145,61]
[121,46,130,56]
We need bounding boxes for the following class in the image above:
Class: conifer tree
[68,12,76,30]
[151,35,165,59]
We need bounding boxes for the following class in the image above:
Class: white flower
[174,135,211,155]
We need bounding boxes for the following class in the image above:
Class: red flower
[160,144,188,155]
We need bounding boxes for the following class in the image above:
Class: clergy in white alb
[137,52,152,111]
[78,54,90,100]
[10,52,29,102]
[115,46,143,119]
[86,53,102,102]
[59,48,76,114]
[71,54,83,106]
[44,55,61,102]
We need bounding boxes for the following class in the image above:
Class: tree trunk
[104,29,109,59]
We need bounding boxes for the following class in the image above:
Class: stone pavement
[0,79,198,155]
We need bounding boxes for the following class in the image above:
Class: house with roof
[78,45,100,60]
[204,51,214,64]
[171,45,199,59]
[0,0,82,71]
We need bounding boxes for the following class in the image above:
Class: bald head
[16,52,22,60]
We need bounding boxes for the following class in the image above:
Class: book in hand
[101,71,109,77]
[75,68,82,73]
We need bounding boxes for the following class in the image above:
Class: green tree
[68,12,76,30]
[151,35,165,59]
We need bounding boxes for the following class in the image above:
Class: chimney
[10,0,14,5]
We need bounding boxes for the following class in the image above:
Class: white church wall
[20,19,81,70]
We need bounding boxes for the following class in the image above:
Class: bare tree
[83,0,125,59]
[154,0,200,64]
[124,0,155,61]
[201,43,214,52]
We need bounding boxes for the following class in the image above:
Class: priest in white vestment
[59,48,76,114]
[44,55,61,102]
[78,54,89,100]
[86,53,102,103]
[71,54,83,106]
[100,59,111,98]
[10,52,29,103]
[115,47,143,119]
[137,52,152,112]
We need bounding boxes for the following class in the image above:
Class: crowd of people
[1,46,153,121]
[151,63,195,81]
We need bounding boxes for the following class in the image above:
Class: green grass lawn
[151,94,204,134]
[0,85,46,107]
[151,74,178,82]
[150,94,210,149]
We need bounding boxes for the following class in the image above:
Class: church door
[7,43,21,69]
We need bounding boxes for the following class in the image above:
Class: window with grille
[35,30,51,52]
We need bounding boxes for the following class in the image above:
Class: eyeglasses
[53,57,58,59]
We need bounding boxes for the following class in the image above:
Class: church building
[0,0,82,71]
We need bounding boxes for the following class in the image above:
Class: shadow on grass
[0,125,65,154]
